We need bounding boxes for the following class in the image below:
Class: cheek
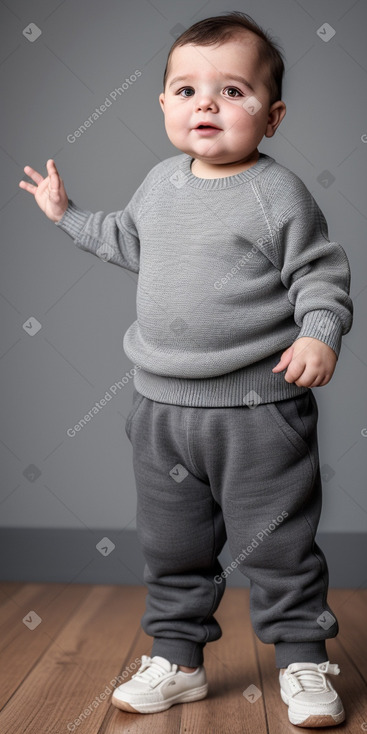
[163,112,178,131]
[229,112,257,132]
[236,107,267,132]
[166,105,186,126]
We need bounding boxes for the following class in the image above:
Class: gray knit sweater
[55,152,353,407]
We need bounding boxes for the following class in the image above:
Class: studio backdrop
[1,0,366,587]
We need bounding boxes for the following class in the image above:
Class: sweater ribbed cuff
[296,310,342,357]
[54,199,91,240]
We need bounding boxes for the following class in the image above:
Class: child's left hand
[272,337,337,387]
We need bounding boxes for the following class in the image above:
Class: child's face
[159,35,286,172]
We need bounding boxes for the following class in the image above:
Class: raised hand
[19,159,68,223]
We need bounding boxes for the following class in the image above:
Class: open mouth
[196,124,220,129]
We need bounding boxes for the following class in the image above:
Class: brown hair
[163,11,285,106]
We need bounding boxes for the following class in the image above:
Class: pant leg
[125,388,227,668]
[125,386,338,669]
[205,389,338,669]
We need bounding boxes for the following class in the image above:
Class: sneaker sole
[112,682,208,714]
[280,688,345,727]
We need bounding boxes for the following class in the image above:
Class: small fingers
[46,159,61,191]
[22,165,44,185]
[19,180,37,194]
[295,370,325,387]
[46,159,60,178]
[309,374,330,388]
[284,367,303,384]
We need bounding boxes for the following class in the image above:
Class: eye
[224,87,243,98]
[177,87,194,97]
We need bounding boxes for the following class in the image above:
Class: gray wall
[1,0,367,585]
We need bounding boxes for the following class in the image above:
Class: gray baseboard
[0,529,366,588]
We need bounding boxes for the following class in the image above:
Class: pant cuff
[275,640,328,668]
[151,637,204,667]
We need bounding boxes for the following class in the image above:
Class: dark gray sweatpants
[125,387,338,669]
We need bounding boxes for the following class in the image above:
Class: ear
[265,101,286,138]
[159,92,165,113]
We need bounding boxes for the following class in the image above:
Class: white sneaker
[279,661,345,727]
[111,655,208,713]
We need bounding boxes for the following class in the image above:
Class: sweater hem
[133,352,310,407]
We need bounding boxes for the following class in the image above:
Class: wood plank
[0,583,24,608]
[0,585,146,733]
[0,582,91,709]
[330,588,367,615]
[328,589,367,680]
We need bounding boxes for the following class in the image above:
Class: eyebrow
[168,73,255,92]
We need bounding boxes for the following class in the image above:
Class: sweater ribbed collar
[180,152,275,189]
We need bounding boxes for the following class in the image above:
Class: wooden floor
[0,584,366,733]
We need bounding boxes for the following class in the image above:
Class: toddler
[19,11,353,728]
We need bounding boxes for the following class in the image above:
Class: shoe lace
[131,656,176,685]
[291,662,340,693]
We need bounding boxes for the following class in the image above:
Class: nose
[194,91,219,112]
